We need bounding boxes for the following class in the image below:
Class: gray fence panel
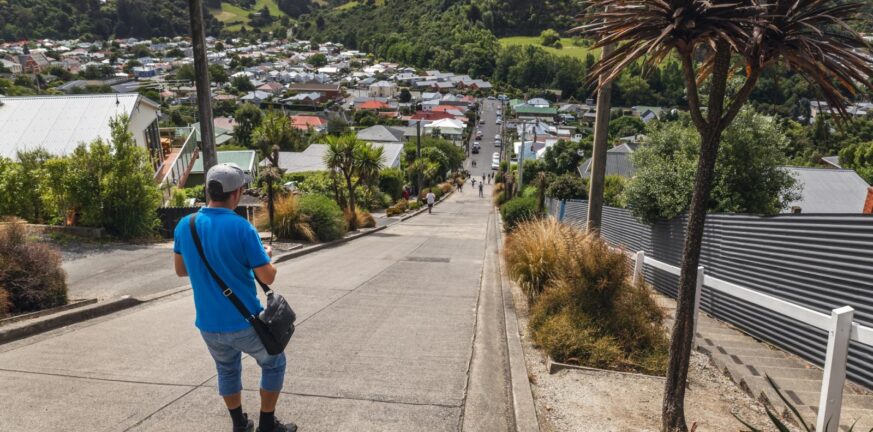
[548,198,873,389]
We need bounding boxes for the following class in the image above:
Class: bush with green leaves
[1,116,161,239]
[547,174,587,201]
[0,219,67,314]
[500,196,540,232]
[378,168,405,201]
[298,194,347,242]
[624,109,799,224]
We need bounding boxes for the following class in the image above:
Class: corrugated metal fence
[550,199,873,389]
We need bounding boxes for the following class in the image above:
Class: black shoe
[233,414,254,432]
[257,418,297,432]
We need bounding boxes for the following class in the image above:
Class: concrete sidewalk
[0,186,526,431]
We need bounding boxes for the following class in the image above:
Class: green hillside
[498,36,598,60]
[208,0,289,32]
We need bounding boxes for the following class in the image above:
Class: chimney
[864,187,873,214]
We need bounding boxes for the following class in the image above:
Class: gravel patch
[509,280,799,432]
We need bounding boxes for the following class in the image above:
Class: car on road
[492,152,500,160]
[494,139,502,147]
[487,95,496,100]
[472,142,481,153]
[475,131,483,139]
[494,134,501,140]
[496,119,502,125]
[479,119,485,125]
[491,160,500,170]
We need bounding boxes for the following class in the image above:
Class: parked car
[494,134,501,140]
[472,142,481,153]
[479,119,485,125]
[496,119,502,125]
[494,139,502,147]
[491,160,500,170]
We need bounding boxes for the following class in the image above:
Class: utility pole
[519,121,526,191]
[187,0,217,172]
[586,41,615,236]
[416,120,422,194]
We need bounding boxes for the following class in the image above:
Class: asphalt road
[467,98,505,180]
[0,187,515,431]
[61,242,186,301]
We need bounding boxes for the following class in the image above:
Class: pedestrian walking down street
[426,190,436,214]
[479,182,484,198]
[173,163,297,432]
[471,178,476,188]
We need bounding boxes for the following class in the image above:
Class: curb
[0,298,97,325]
[273,225,387,264]
[0,296,142,345]
[494,213,541,431]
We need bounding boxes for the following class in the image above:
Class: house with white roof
[368,80,398,98]
[0,93,163,171]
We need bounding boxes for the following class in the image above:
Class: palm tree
[576,1,873,430]
[323,134,384,229]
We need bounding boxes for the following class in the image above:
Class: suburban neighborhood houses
[1,3,873,432]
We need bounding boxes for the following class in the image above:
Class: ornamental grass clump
[0,218,68,314]
[504,218,580,301]
[256,195,316,242]
[298,194,346,242]
[506,219,668,375]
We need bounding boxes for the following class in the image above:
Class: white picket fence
[631,250,873,432]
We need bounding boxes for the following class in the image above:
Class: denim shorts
[200,326,286,396]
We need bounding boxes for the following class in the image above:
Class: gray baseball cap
[205,163,253,193]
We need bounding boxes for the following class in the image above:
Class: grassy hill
[498,36,598,60]
[208,0,289,32]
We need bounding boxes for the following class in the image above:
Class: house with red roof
[290,115,327,133]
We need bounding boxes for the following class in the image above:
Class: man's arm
[174,253,188,277]
[254,262,278,285]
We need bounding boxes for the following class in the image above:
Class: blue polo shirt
[173,207,271,333]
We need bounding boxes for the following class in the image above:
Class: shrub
[547,174,587,201]
[298,194,346,242]
[500,196,539,232]
[0,285,9,318]
[378,168,405,201]
[408,200,421,210]
[0,219,68,314]
[355,208,376,228]
[256,195,316,242]
[507,220,669,374]
[438,182,453,195]
[379,192,393,209]
[504,218,582,300]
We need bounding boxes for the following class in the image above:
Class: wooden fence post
[817,306,854,432]
[633,251,645,285]
[693,266,704,338]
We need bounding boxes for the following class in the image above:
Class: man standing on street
[479,182,484,198]
[426,190,436,214]
[174,163,296,432]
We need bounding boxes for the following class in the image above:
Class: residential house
[0,58,22,74]
[0,94,163,171]
[240,90,273,104]
[578,144,638,179]
[287,82,342,99]
[290,115,327,133]
[257,81,285,96]
[356,125,405,144]
[782,167,871,213]
[515,105,559,121]
[269,142,403,173]
[424,118,465,142]
[368,80,398,98]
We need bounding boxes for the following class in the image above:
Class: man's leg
[202,331,252,432]
[235,329,293,432]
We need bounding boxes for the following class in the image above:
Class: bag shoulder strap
[189,213,256,323]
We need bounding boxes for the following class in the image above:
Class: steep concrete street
[0,187,522,431]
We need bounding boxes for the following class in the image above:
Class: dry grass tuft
[506,218,668,375]
[256,195,316,242]
[0,218,68,314]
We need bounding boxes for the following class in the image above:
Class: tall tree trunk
[586,36,616,237]
[662,40,732,432]
[346,176,357,230]
[660,127,723,431]
[187,0,216,172]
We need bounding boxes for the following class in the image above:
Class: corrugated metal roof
[356,125,405,143]
[578,152,636,178]
[783,166,869,213]
[272,142,403,173]
[191,151,257,174]
[0,94,156,159]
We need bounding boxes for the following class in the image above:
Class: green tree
[231,75,255,92]
[252,110,305,165]
[208,64,228,84]
[624,110,800,224]
[398,88,412,103]
[542,139,587,175]
[233,103,263,148]
[308,53,328,67]
[175,64,196,82]
[539,29,561,48]
[323,134,384,229]
[581,2,872,426]
[609,115,646,139]
[546,173,586,201]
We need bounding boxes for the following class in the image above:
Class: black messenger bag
[189,214,295,355]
